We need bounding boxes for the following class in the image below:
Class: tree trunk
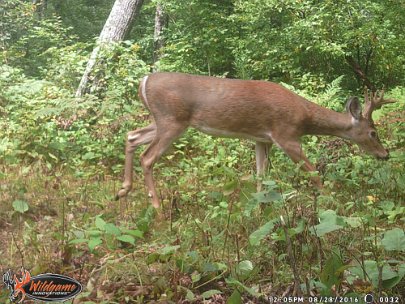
[345,55,376,92]
[76,0,144,97]
[153,3,167,71]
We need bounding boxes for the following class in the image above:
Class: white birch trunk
[153,3,167,71]
[76,0,144,97]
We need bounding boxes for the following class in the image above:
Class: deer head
[346,88,395,160]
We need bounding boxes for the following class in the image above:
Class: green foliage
[381,228,405,252]
[348,260,405,290]
[70,215,144,251]
[41,42,92,89]
[12,199,29,214]
[159,0,235,75]
[228,0,405,88]
[311,210,345,237]
[10,16,78,76]
[0,0,79,77]
[249,218,277,246]
[0,0,35,52]
[0,40,148,171]
[45,0,116,41]
[95,41,149,101]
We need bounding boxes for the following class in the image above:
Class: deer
[116,72,395,208]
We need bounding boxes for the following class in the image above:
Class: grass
[1,114,404,303]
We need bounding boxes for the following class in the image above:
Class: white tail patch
[140,75,150,109]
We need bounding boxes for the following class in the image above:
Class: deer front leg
[140,124,186,208]
[116,124,156,200]
[255,142,272,191]
[276,139,322,188]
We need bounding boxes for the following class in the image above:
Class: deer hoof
[116,187,130,200]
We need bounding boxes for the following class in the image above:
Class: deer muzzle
[377,149,390,160]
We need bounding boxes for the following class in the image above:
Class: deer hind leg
[276,139,322,188]
[255,142,272,191]
[116,123,156,200]
[140,124,187,208]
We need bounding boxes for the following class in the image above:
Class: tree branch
[345,56,376,92]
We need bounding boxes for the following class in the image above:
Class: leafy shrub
[0,40,149,172]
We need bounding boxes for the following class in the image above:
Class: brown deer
[116,73,395,208]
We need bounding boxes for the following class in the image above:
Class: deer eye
[369,130,377,138]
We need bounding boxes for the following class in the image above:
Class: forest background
[0,0,404,303]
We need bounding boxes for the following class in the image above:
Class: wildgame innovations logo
[2,267,82,303]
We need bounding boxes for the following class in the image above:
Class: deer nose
[379,149,389,160]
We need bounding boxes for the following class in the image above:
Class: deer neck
[304,103,352,139]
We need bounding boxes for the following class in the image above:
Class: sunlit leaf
[381,228,405,251]
[249,219,277,246]
[95,216,106,230]
[201,289,222,300]
[88,237,102,251]
[12,200,29,213]
[117,234,135,245]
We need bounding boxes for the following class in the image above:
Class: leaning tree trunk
[345,55,376,92]
[153,3,167,71]
[76,0,144,97]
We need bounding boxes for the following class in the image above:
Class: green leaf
[262,180,277,186]
[320,253,344,289]
[146,253,159,265]
[349,260,398,288]
[12,200,29,213]
[203,262,218,272]
[311,210,345,236]
[381,228,405,251]
[82,151,96,160]
[378,200,395,212]
[291,219,305,235]
[191,272,201,283]
[223,180,238,195]
[201,289,222,300]
[48,152,58,160]
[225,277,260,297]
[95,216,106,231]
[104,223,121,236]
[381,264,405,289]
[121,228,144,238]
[249,219,276,246]
[236,260,254,278]
[88,230,102,237]
[158,245,180,255]
[227,289,242,304]
[185,288,195,301]
[117,235,135,245]
[219,201,228,209]
[216,262,228,271]
[344,216,362,228]
[251,190,282,203]
[88,237,102,251]
[69,238,88,245]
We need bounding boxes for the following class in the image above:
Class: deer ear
[346,97,362,121]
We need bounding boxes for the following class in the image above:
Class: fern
[34,96,98,118]
[317,75,345,111]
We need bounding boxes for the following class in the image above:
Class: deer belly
[195,125,269,142]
